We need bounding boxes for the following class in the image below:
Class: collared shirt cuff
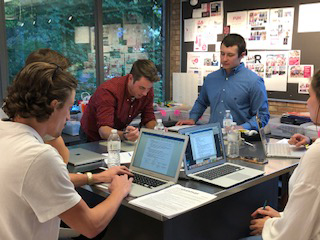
[241,122,251,130]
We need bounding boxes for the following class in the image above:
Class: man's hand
[251,206,281,219]
[93,166,133,183]
[249,206,280,236]
[124,126,139,142]
[108,174,133,198]
[176,119,195,126]
[288,133,310,147]
[249,216,270,236]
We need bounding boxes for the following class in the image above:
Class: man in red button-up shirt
[80,60,159,142]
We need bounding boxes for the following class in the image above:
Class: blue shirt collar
[222,62,245,76]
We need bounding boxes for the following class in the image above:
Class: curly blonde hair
[3,62,77,122]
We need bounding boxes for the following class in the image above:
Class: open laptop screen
[132,131,186,178]
[181,124,225,171]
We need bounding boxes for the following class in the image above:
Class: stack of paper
[129,185,216,218]
[102,151,133,164]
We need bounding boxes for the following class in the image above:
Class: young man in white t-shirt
[0,62,133,239]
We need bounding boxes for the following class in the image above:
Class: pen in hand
[256,200,268,218]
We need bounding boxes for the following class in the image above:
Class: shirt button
[220,112,222,114]
[223,89,225,91]
[129,115,131,117]
[131,105,133,108]
[127,99,129,101]
[226,78,228,80]
[221,100,223,103]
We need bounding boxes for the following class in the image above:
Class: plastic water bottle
[107,129,121,168]
[154,119,165,132]
[227,122,239,158]
[223,110,233,132]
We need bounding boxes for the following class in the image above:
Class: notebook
[259,126,306,158]
[129,128,189,197]
[179,123,264,188]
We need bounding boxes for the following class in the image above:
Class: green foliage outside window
[4,0,164,102]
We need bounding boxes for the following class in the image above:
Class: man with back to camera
[80,59,159,142]
[24,48,71,163]
[24,48,131,188]
[177,34,270,130]
[0,62,132,239]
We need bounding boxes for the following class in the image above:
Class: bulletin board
[181,0,320,102]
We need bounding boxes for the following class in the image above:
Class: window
[5,0,96,101]
[101,0,164,102]
[4,0,165,102]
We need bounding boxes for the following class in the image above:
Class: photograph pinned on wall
[210,1,223,17]
[187,52,203,69]
[201,3,211,18]
[188,69,204,86]
[264,51,288,92]
[184,18,197,42]
[187,52,220,85]
[298,82,310,94]
[227,11,249,38]
[245,51,266,78]
[288,50,301,66]
[288,65,314,83]
[203,52,220,67]
[268,8,294,50]
[247,9,269,50]
[193,8,202,18]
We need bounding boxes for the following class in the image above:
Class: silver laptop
[179,123,264,188]
[68,148,105,166]
[129,128,189,197]
[259,126,306,158]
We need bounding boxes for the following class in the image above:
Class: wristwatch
[85,172,94,185]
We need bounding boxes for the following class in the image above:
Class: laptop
[69,148,105,166]
[179,123,264,188]
[259,126,306,158]
[68,148,105,172]
[129,128,189,197]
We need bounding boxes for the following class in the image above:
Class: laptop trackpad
[227,173,250,181]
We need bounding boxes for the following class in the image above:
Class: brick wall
[168,1,307,115]
[269,101,308,115]
[169,0,181,99]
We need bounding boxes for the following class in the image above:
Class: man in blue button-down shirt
[177,34,270,130]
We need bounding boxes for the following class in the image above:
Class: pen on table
[244,141,255,147]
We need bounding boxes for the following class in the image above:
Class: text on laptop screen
[132,132,186,177]
[186,127,224,170]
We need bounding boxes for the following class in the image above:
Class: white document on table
[167,125,195,132]
[103,151,133,164]
[129,184,217,218]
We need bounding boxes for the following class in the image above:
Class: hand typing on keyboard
[108,174,133,198]
[95,166,133,183]
[132,173,166,188]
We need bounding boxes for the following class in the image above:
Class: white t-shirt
[0,120,81,240]
[263,138,320,240]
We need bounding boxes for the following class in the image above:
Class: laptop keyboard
[195,164,243,180]
[133,173,166,188]
[268,144,290,156]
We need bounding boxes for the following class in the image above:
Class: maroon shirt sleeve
[94,87,117,129]
[140,88,156,126]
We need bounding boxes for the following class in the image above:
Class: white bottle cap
[111,129,117,134]
[226,110,231,113]
[157,119,162,123]
[231,122,236,126]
